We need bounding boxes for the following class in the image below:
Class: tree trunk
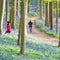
[6,0,8,21]
[58,30,60,47]
[16,0,20,16]
[45,2,49,27]
[58,2,60,47]
[36,0,38,12]
[59,2,60,17]
[0,0,5,34]
[56,2,58,34]
[10,0,16,29]
[43,0,45,17]
[25,0,28,35]
[28,0,30,13]
[20,0,25,55]
[49,2,53,30]
[40,0,42,20]
[17,20,21,45]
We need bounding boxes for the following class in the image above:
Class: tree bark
[16,0,20,16]
[58,2,60,47]
[43,0,45,17]
[36,0,38,12]
[17,20,21,45]
[10,0,16,29]
[56,2,58,34]
[40,0,43,20]
[58,30,60,47]
[59,2,60,17]
[6,0,8,21]
[28,0,30,13]
[20,0,25,55]
[0,0,5,34]
[25,0,28,35]
[49,2,53,30]
[45,2,49,27]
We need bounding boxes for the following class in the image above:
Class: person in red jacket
[5,21,11,34]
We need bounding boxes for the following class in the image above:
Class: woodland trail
[26,16,59,44]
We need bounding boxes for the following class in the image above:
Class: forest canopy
[44,0,60,2]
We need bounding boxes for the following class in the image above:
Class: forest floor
[26,16,59,44]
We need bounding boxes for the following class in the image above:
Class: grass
[34,20,59,38]
[0,33,60,60]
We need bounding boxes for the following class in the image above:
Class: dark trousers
[29,27,32,33]
[5,31,11,34]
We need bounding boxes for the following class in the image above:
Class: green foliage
[27,12,39,18]
[34,20,59,38]
[0,34,60,60]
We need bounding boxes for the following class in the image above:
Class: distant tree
[6,0,8,21]
[59,2,60,17]
[40,0,43,20]
[58,30,60,47]
[49,2,53,30]
[0,0,5,34]
[28,0,30,13]
[56,2,58,34]
[25,0,28,18]
[10,0,16,29]
[45,2,49,27]
[25,0,28,35]
[58,2,60,47]
[16,0,20,16]
[36,0,38,12]
[43,0,45,17]
[17,20,21,45]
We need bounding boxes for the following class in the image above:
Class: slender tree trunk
[56,2,58,34]
[25,0,28,35]
[36,0,38,12]
[16,0,20,16]
[59,2,60,17]
[58,2,60,47]
[6,0,8,21]
[17,20,21,45]
[10,0,16,29]
[49,2,53,30]
[28,0,30,13]
[45,2,49,27]
[43,0,45,17]
[58,30,60,47]
[0,0,5,34]
[40,0,42,20]
[20,0,25,55]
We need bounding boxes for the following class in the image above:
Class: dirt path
[26,16,59,44]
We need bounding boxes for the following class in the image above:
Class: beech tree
[56,2,58,34]
[6,0,8,21]
[58,2,60,47]
[10,0,16,29]
[45,2,49,27]
[17,0,28,45]
[36,0,38,12]
[49,2,53,30]
[0,0,5,34]
[20,0,25,55]
[58,30,60,47]
[40,0,43,19]
[16,0,20,16]
[28,0,30,13]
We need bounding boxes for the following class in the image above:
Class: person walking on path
[28,20,33,33]
[5,21,11,34]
